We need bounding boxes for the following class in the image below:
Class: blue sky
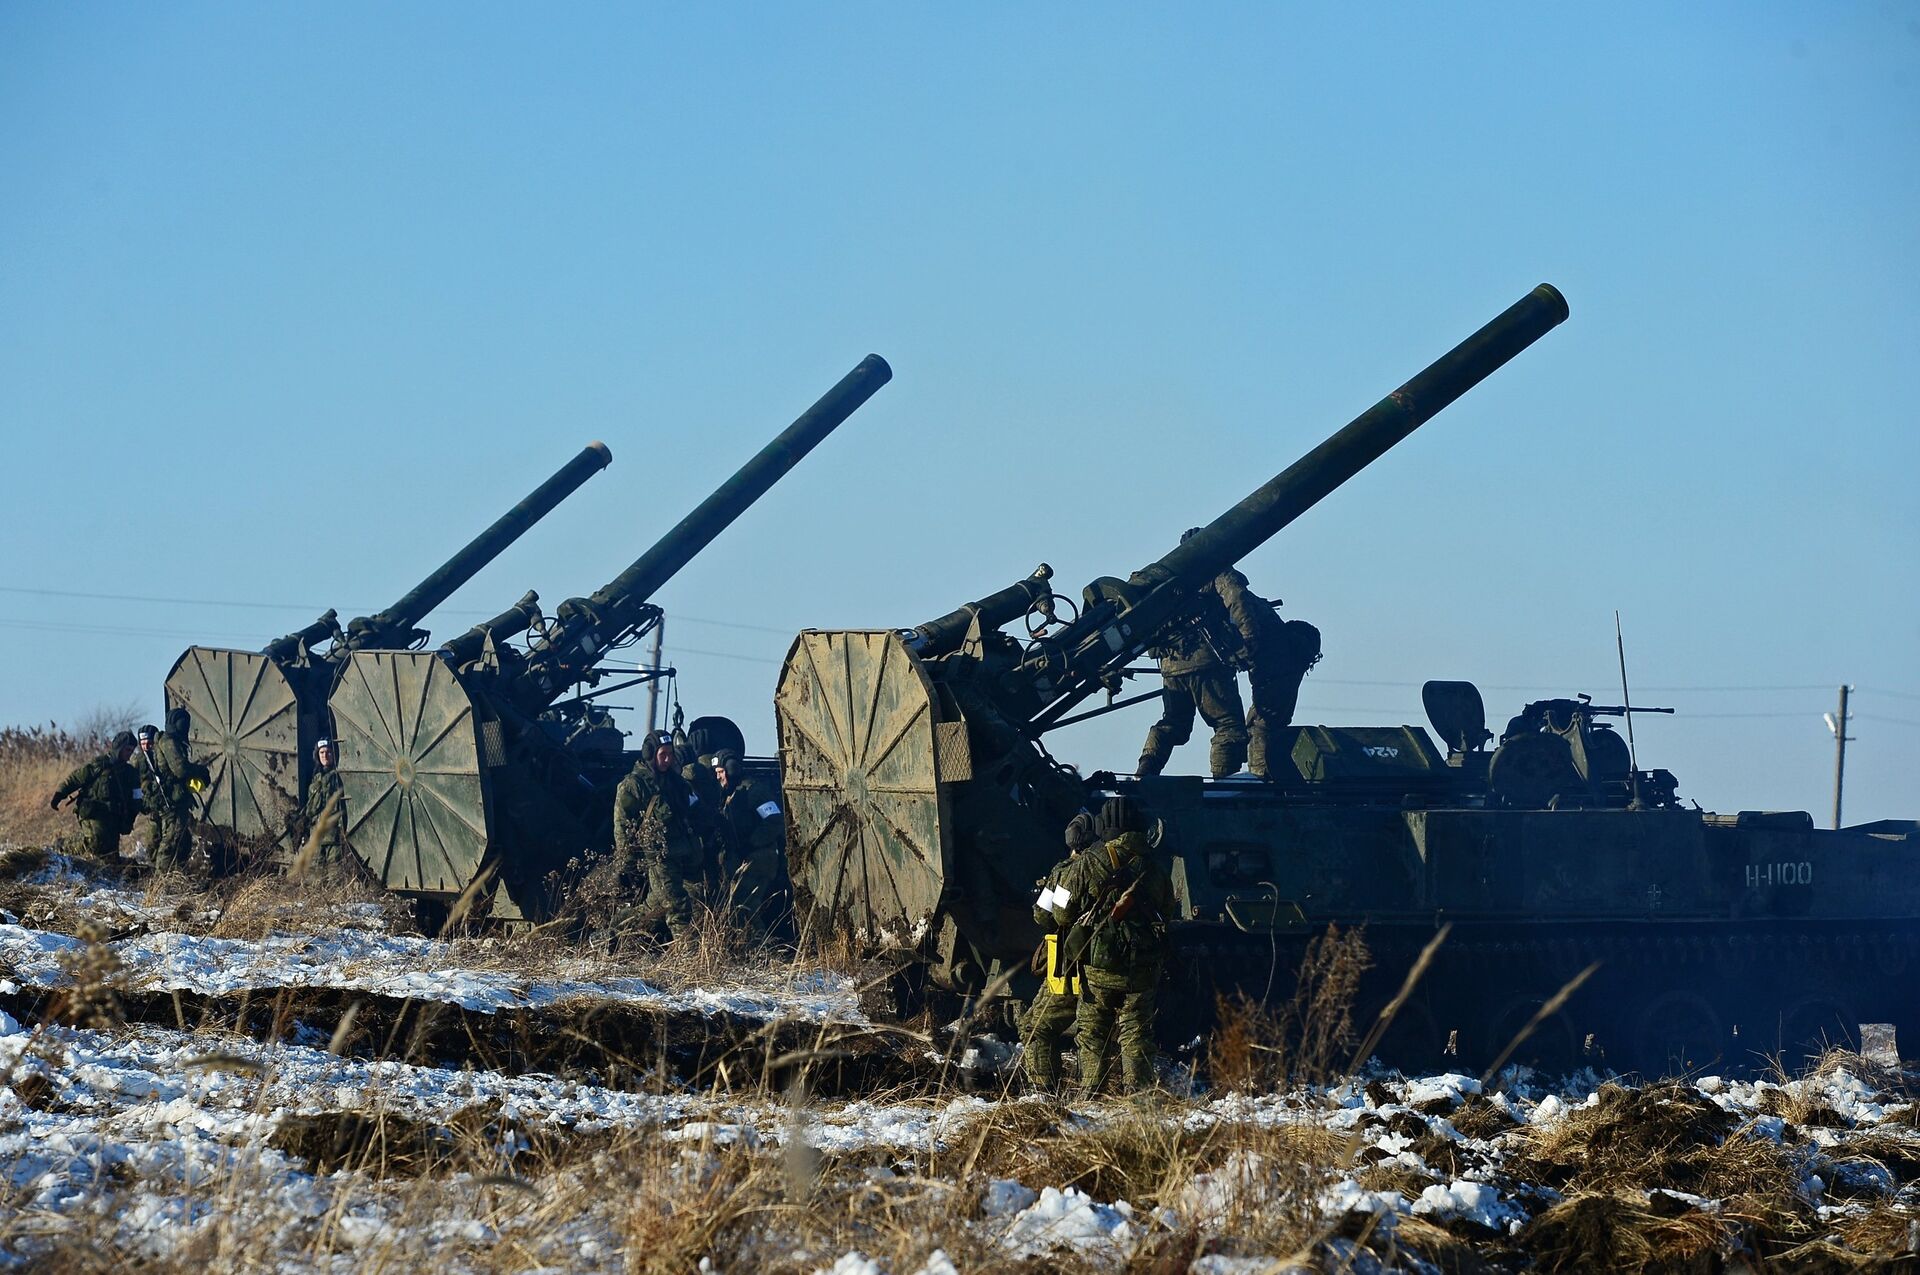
[2,4,1915,821]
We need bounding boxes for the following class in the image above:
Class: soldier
[1137,529,1249,778]
[680,743,730,891]
[138,709,210,868]
[613,730,702,938]
[712,748,789,934]
[1209,569,1322,780]
[1020,811,1096,1092]
[50,730,139,862]
[1047,796,1175,1095]
[300,737,346,863]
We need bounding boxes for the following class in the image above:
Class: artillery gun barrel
[1030,284,1569,719]
[341,441,612,652]
[485,354,893,699]
[1151,284,1567,589]
[587,355,892,618]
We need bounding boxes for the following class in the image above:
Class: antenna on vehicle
[1614,610,1643,809]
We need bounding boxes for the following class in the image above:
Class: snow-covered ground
[3,854,1917,1271]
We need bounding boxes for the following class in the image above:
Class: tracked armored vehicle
[164,442,613,853]
[776,286,1919,1076]
[329,356,890,919]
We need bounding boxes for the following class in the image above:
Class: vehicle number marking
[1745,861,1813,888]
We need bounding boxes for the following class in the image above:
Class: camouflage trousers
[1138,669,1247,778]
[151,806,194,867]
[727,848,791,936]
[70,818,122,863]
[639,844,709,938]
[1246,665,1305,779]
[1020,981,1079,1090]
[1076,966,1162,1094]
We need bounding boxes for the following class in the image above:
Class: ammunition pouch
[1044,932,1081,997]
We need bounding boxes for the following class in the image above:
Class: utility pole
[643,619,666,736]
[1826,684,1853,830]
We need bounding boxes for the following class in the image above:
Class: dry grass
[1513,1080,1818,1263]
[0,722,103,854]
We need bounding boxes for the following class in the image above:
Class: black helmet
[166,707,190,736]
[111,730,136,752]
[712,747,741,772]
[1063,811,1096,852]
[136,724,158,744]
[1093,795,1143,841]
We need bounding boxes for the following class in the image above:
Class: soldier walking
[1048,796,1175,1095]
[614,730,703,939]
[1020,811,1096,1092]
[300,737,346,864]
[1137,530,1250,778]
[50,730,139,862]
[712,748,790,935]
[135,709,210,868]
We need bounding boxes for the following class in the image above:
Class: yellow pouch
[1044,932,1081,997]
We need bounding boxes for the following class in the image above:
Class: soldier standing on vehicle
[50,730,139,862]
[1137,529,1250,778]
[712,748,789,934]
[614,730,702,938]
[1020,810,1096,1093]
[1047,796,1175,1095]
[301,737,346,863]
[1209,569,1321,780]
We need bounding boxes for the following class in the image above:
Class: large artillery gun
[778,286,1920,1075]
[164,443,613,852]
[328,356,891,919]
[776,285,1568,987]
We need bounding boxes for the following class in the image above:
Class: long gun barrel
[1028,283,1569,726]
[443,354,894,702]
[261,442,612,662]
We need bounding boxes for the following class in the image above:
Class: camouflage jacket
[54,754,138,832]
[1152,571,1271,675]
[1045,831,1175,974]
[1031,852,1080,932]
[613,762,699,862]
[721,776,784,860]
[144,733,208,813]
[303,767,344,834]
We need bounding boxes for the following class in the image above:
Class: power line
[0,584,796,636]
[1857,712,1920,729]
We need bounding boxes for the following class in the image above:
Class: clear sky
[2,4,1915,822]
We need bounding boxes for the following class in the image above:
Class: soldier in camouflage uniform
[679,743,729,894]
[1046,796,1175,1095]
[614,730,702,938]
[1020,811,1096,1092]
[1207,569,1321,779]
[300,737,346,863]
[50,731,139,861]
[1137,530,1249,778]
[712,748,790,934]
[135,709,210,868]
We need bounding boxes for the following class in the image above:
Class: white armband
[756,801,782,820]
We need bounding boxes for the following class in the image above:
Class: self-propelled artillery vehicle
[328,356,890,920]
[775,285,1920,1075]
[164,442,613,853]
